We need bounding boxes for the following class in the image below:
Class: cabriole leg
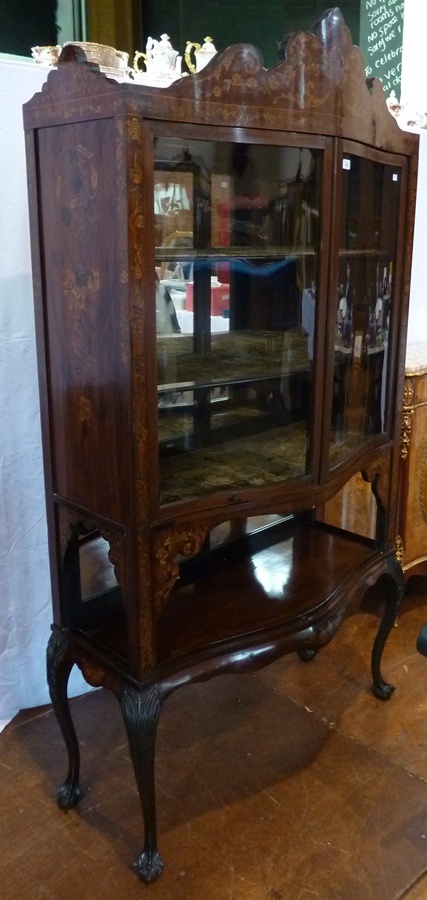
[371,562,404,700]
[118,683,164,883]
[46,630,83,808]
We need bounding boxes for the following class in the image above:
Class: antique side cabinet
[396,344,427,577]
[23,9,419,882]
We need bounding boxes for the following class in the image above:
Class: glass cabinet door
[328,148,403,468]
[153,136,325,506]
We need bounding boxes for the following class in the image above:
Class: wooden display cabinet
[23,10,418,882]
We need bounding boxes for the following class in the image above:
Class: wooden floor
[3,578,427,899]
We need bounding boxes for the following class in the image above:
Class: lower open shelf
[155,520,381,669]
[71,517,397,686]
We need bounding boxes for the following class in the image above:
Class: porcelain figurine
[31,45,61,66]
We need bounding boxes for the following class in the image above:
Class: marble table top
[406,342,427,374]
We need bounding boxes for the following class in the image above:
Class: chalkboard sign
[359,0,404,99]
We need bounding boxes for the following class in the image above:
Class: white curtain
[0,55,90,731]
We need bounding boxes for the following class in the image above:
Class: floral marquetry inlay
[126,116,150,524]
[127,117,144,142]
[64,267,100,307]
[77,394,92,427]
[63,267,101,382]
[403,378,414,409]
[401,410,413,459]
[128,135,145,282]
[117,7,412,152]
[401,378,415,460]
[420,446,427,526]
[76,657,122,694]
[394,535,405,565]
[153,523,215,612]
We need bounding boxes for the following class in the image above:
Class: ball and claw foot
[133,850,165,883]
[56,780,84,810]
[297,647,318,662]
[372,680,395,701]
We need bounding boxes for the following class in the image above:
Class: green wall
[141,1,361,69]
[0,2,362,67]
[0,0,57,57]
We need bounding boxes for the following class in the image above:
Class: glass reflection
[252,547,292,597]
[154,137,323,506]
[330,155,401,464]
[60,524,127,660]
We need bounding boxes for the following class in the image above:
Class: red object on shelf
[185,282,230,316]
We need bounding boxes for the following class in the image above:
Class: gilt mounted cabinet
[396,346,427,577]
[23,9,418,882]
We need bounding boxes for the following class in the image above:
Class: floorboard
[2,578,427,898]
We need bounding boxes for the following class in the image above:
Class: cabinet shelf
[75,520,382,676]
[157,330,310,389]
[156,246,318,260]
[157,366,310,393]
[337,248,397,257]
[158,247,396,260]
[159,420,309,504]
[156,520,379,669]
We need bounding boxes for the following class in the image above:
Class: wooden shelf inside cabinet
[337,249,398,257]
[156,246,319,260]
[157,329,310,388]
[23,7,418,884]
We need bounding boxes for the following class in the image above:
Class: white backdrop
[0,55,90,730]
[401,0,427,346]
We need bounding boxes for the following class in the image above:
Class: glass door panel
[329,152,401,466]
[154,136,324,506]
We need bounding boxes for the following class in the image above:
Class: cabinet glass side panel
[329,155,401,466]
[154,137,323,505]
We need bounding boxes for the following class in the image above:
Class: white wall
[406,131,427,345]
[401,0,427,112]
[400,1,427,345]
[0,54,91,730]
